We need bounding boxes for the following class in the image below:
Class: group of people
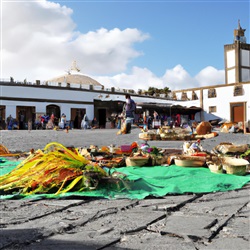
[77,94,136,132]
[4,94,137,132]
[6,114,26,130]
[43,112,99,130]
[139,111,183,130]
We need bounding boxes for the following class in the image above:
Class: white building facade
[0,21,249,132]
[173,82,250,128]
[172,21,250,132]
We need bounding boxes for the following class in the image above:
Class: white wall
[227,69,236,84]
[1,86,96,102]
[1,84,97,121]
[1,83,249,124]
[227,50,235,68]
[174,84,250,122]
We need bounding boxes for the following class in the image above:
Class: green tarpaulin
[1,158,250,200]
[0,158,21,175]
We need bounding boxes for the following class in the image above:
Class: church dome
[46,61,103,87]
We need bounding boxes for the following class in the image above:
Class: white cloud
[96,65,225,92]
[162,65,198,90]
[2,1,149,81]
[1,0,225,91]
[195,66,225,87]
[72,28,149,74]
[95,66,164,91]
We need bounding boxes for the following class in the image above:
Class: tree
[148,87,156,96]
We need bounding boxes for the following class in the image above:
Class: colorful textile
[1,163,250,200]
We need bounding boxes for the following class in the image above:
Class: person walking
[123,94,136,133]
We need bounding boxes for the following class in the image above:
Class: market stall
[0,141,249,200]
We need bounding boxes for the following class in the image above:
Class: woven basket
[150,155,165,166]
[139,132,156,141]
[126,156,149,166]
[226,165,246,175]
[208,164,223,174]
[222,158,248,175]
[175,155,206,167]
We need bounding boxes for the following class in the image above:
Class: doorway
[46,105,60,125]
[98,109,106,128]
[0,106,6,129]
[230,102,246,132]
[230,102,245,123]
[71,108,86,129]
[16,106,36,129]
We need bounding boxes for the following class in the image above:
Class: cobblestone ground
[0,126,249,152]
[0,128,249,250]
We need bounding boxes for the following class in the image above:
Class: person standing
[143,111,147,124]
[81,113,89,130]
[123,94,136,133]
[117,115,122,129]
[28,118,32,131]
[175,113,181,127]
[50,112,55,127]
[18,112,25,130]
[153,110,158,120]
[7,115,13,130]
[124,94,136,119]
[60,113,66,129]
[74,114,79,129]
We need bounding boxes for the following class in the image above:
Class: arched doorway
[46,105,60,126]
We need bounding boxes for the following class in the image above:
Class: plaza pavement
[0,127,249,250]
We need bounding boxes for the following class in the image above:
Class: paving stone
[200,237,250,250]
[0,130,249,249]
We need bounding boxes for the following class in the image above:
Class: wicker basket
[175,155,206,167]
[222,158,248,175]
[208,163,223,174]
[139,132,157,141]
[150,155,165,166]
[126,156,149,166]
[226,165,246,175]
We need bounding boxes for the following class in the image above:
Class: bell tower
[224,20,250,84]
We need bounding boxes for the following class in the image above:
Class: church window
[181,92,188,100]
[233,85,244,96]
[209,106,217,113]
[192,91,198,100]
[208,88,217,98]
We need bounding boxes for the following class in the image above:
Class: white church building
[172,21,250,132]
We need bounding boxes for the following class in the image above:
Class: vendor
[91,117,99,129]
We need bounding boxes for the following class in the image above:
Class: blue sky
[1,0,249,91]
